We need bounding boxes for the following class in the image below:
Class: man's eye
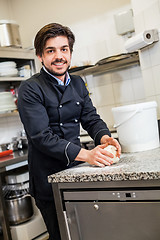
[62,48,67,52]
[47,50,54,53]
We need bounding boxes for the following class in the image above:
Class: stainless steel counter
[0,149,28,172]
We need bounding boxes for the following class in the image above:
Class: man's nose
[54,50,63,59]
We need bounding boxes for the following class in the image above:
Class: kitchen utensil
[0,150,13,157]
[0,20,22,47]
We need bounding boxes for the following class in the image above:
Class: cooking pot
[5,194,33,225]
[0,20,22,47]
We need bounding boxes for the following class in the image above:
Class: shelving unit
[0,47,37,117]
[0,47,36,82]
[0,77,28,82]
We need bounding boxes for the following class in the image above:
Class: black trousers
[35,198,61,240]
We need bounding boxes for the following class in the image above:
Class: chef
[18,23,121,240]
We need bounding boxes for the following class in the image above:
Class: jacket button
[75,119,78,122]
[59,105,62,108]
[76,102,80,105]
[60,123,63,126]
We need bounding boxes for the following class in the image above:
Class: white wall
[131,0,160,119]
[0,0,13,19]
[8,0,130,49]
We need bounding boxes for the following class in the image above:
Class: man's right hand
[75,144,115,167]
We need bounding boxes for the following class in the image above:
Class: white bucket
[112,101,159,152]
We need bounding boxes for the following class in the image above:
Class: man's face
[38,36,72,82]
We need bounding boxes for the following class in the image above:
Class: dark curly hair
[34,23,75,56]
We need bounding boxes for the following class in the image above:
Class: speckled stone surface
[48,147,160,183]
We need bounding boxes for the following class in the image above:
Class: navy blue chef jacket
[18,68,111,201]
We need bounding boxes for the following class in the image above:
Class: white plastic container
[112,101,159,152]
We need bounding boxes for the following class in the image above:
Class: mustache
[51,58,67,65]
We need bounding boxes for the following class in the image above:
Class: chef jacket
[18,68,111,201]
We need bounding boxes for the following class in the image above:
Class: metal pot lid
[0,20,18,25]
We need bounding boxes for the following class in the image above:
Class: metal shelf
[0,47,35,59]
[0,111,19,118]
[0,47,37,81]
[69,52,139,76]
[0,77,27,82]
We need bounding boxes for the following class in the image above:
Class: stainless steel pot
[5,194,33,225]
[0,20,22,47]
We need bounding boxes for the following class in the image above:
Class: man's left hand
[100,135,121,158]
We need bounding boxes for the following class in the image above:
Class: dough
[104,145,120,164]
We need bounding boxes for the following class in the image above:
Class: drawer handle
[94,204,99,210]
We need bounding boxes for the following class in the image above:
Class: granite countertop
[48,147,160,183]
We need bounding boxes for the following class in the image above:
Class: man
[18,23,121,240]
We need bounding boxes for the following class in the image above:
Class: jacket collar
[40,68,82,105]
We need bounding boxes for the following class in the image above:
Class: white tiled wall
[83,64,144,129]
[131,0,160,119]
[76,0,160,130]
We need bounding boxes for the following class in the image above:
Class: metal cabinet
[52,181,160,240]
[65,200,160,240]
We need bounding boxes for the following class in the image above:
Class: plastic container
[112,101,159,152]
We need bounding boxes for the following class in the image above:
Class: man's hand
[75,143,117,167]
[100,135,121,158]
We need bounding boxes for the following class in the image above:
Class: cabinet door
[65,201,160,240]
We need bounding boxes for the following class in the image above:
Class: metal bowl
[5,194,34,225]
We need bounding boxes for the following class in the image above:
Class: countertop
[0,149,28,172]
[48,147,160,183]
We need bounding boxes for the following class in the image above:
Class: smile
[53,62,65,66]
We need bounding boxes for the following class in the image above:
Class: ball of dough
[104,145,120,164]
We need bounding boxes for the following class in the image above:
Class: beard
[42,59,70,77]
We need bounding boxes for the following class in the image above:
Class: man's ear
[37,55,43,64]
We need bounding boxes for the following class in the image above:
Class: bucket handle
[113,109,142,128]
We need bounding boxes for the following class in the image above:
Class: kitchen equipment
[64,189,160,240]
[0,20,22,47]
[10,201,48,240]
[3,172,33,225]
[112,101,159,152]
[5,193,33,225]
[0,92,17,113]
